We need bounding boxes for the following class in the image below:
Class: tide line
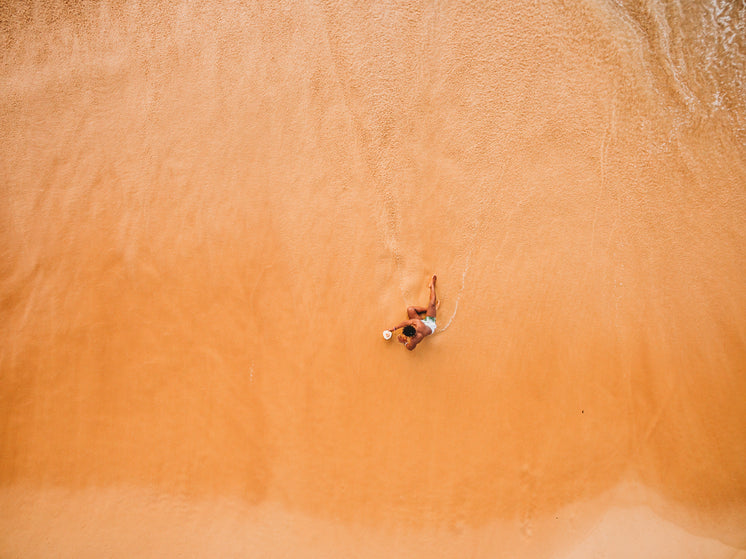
[438,241,473,333]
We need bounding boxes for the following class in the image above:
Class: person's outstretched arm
[389,319,412,332]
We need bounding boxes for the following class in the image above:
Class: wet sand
[1,1,745,556]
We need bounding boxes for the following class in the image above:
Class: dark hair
[402,325,416,337]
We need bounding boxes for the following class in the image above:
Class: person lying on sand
[386,275,438,351]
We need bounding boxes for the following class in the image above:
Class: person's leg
[426,275,438,317]
[407,306,426,318]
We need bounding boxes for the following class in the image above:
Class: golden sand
[1,1,745,556]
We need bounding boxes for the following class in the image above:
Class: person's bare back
[387,275,438,351]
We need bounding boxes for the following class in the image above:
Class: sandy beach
[1,1,745,556]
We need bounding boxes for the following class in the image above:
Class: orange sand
[1,1,745,557]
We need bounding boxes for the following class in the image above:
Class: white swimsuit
[422,316,437,334]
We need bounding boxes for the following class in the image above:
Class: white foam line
[438,245,473,333]
[437,161,510,334]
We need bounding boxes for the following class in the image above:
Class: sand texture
[1,0,745,556]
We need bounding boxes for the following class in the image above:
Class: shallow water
[1,0,745,556]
